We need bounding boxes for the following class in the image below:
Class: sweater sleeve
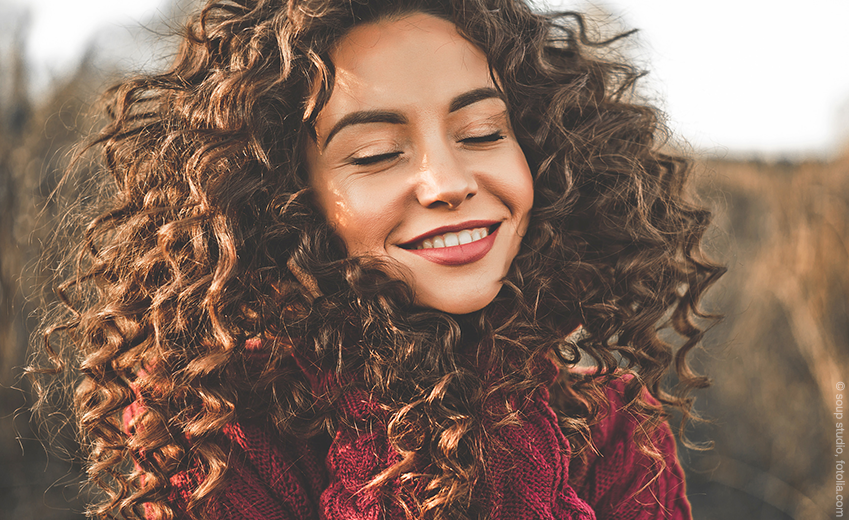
[123,403,328,520]
[568,375,693,520]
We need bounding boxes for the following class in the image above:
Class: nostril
[427,199,453,210]
[426,193,471,210]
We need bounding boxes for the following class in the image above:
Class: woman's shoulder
[565,369,693,520]
[122,343,330,519]
[136,416,330,519]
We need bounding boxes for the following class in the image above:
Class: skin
[306,12,534,315]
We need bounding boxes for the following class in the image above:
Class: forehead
[316,13,494,128]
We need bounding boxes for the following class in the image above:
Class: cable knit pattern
[216,423,327,519]
[471,381,597,519]
[127,357,692,519]
[320,388,410,518]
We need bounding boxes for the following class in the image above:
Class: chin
[416,284,501,315]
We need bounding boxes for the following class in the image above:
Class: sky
[6,0,849,159]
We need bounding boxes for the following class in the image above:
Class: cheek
[315,183,402,255]
[507,156,535,228]
[521,179,534,229]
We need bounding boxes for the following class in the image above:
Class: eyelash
[351,152,402,166]
[350,132,505,166]
[461,131,505,144]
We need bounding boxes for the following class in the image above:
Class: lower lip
[405,226,499,266]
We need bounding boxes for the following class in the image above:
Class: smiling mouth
[403,223,500,250]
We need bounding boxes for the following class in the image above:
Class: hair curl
[29,0,724,518]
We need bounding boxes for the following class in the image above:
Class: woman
[32,0,723,518]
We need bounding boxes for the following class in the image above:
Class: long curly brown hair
[29,0,724,518]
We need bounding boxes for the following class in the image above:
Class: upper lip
[398,219,500,248]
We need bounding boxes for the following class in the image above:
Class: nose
[414,145,477,209]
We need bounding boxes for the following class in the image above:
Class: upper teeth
[415,227,489,250]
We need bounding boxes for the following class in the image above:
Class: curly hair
[29,0,724,518]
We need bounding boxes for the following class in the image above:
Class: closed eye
[461,132,505,144]
[351,152,403,166]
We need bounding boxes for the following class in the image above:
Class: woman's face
[306,13,533,314]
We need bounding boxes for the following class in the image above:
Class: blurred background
[0,0,846,518]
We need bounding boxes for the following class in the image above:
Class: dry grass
[0,19,107,516]
[705,154,848,404]
[681,153,849,519]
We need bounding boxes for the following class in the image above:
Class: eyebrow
[323,111,407,150]
[321,87,504,149]
[448,87,502,113]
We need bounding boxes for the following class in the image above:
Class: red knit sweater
[125,359,692,519]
